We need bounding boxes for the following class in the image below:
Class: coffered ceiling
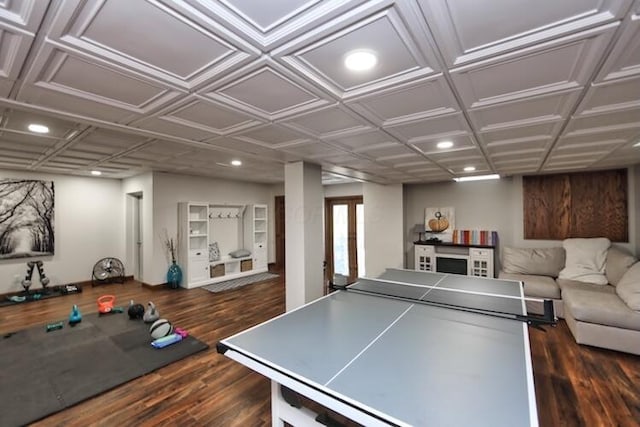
[0,0,638,184]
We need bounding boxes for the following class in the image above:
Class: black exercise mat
[0,286,82,307]
[0,312,209,427]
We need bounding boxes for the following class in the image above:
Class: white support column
[284,162,324,311]
[363,183,404,278]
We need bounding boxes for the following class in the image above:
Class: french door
[325,196,364,285]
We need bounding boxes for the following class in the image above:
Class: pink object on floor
[174,327,189,338]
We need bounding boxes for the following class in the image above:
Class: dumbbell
[46,322,63,332]
[36,261,50,287]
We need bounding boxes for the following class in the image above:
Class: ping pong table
[217,268,555,426]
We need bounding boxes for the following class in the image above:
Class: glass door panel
[356,203,365,277]
[332,205,349,276]
[325,196,364,288]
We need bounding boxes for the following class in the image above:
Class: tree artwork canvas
[0,179,54,259]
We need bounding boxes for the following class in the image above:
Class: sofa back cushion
[502,246,565,277]
[606,246,638,286]
[616,261,640,311]
[559,238,610,285]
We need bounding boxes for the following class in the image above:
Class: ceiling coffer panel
[274,1,440,98]
[45,0,258,89]
[0,0,48,96]
[450,24,618,109]
[20,45,184,122]
[153,95,263,136]
[418,0,630,66]
[182,0,371,49]
[347,75,459,126]
[202,61,331,120]
[595,10,640,82]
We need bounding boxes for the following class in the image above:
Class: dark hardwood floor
[0,275,638,426]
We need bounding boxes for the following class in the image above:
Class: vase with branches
[164,235,177,264]
[163,231,181,289]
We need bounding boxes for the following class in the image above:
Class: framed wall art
[0,179,54,259]
[424,206,455,242]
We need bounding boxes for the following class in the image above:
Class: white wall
[151,172,273,285]
[324,182,363,198]
[363,183,404,278]
[284,162,324,310]
[0,169,124,294]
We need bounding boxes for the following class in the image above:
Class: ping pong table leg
[271,381,286,427]
[271,380,324,426]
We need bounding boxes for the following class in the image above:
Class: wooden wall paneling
[523,169,628,241]
[569,169,628,241]
[524,174,571,239]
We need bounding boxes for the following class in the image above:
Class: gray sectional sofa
[498,244,640,355]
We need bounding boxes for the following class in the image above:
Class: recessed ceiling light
[91,170,102,176]
[437,141,453,149]
[463,166,476,172]
[28,123,49,134]
[231,159,242,166]
[344,50,377,71]
[634,141,640,148]
[453,174,500,182]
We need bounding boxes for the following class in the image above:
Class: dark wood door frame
[274,195,285,271]
[324,196,363,284]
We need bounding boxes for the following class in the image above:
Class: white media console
[414,242,495,278]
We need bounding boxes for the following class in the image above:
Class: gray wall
[404,177,517,270]
[404,168,639,271]
[635,165,640,253]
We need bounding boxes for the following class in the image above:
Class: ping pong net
[333,269,557,329]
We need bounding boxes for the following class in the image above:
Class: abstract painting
[0,179,54,259]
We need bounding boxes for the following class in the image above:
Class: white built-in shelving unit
[244,204,267,271]
[177,202,268,289]
[178,202,210,284]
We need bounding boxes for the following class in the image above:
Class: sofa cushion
[559,238,610,285]
[563,286,640,330]
[501,246,565,277]
[616,261,640,311]
[556,278,616,293]
[606,246,637,286]
[498,272,560,299]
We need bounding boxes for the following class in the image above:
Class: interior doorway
[325,196,364,284]
[274,195,285,271]
[126,192,143,280]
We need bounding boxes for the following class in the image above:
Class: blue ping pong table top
[219,269,537,426]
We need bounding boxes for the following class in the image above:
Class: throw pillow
[616,261,640,311]
[229,248,251,258]
[558,238,611,285]
[502,246,565,277]
[209,242,220,262]
[605,246,637,286]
